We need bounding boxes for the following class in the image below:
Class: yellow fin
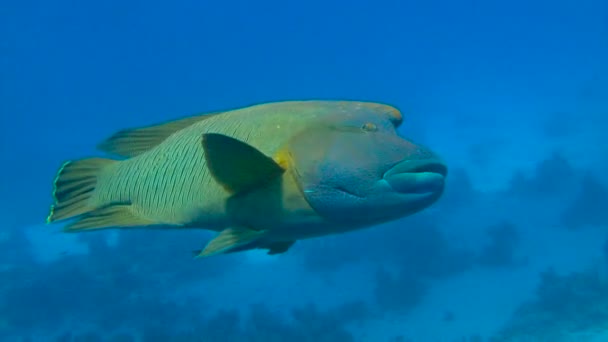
[195,227,267,258]
[98,113,220,158]
[46,158,116,224]
[202,133,285,194]
[64,203,155,231]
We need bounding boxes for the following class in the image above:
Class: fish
[45,100,447,258]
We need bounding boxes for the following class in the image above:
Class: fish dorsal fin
[195,226,267,258]
[98,113,220,158]
[202,133,285,194]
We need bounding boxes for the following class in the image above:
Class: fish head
[287,102,447,226]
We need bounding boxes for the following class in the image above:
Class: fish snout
[383,159,447,195]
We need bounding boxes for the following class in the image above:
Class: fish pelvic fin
[193,227,296,258]
[194,226,268,258]
[46,158,116,224]
[264,240,296,255]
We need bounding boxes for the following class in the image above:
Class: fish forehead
[228,100,402,125]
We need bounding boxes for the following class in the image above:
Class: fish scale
[45,100,445,258]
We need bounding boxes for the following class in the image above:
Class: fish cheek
[298,182,374,224]
[294,162,366,222]
[287,127,380,220]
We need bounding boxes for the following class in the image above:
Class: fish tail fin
[46,158,117,224]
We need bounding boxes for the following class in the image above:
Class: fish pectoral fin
[201,133,286,194]
[264,241,296,255]
[98,112,220,158]
[64,203,154,231]
[195,226,268,258]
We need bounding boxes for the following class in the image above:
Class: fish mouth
[383,159,447,195]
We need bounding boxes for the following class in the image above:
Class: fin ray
[202,133,285,194]
[98,113,219,158]
[64,203,154,231]
[46,158,116,223]
[195,227,267,258]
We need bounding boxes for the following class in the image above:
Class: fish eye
[361,122,378,132]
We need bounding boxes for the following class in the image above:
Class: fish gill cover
[1,0,608,341]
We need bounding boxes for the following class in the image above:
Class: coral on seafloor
[491,265,608,341]
[507,153,577,198]
[562,173,608,229]
[477,221,525,269]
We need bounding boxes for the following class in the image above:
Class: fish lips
[383,159,447,195]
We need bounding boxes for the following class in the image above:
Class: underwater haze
[2,0,608,341]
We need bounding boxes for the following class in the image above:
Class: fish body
[46,100,447,257]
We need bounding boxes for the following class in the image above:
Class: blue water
[1,0,607,341]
